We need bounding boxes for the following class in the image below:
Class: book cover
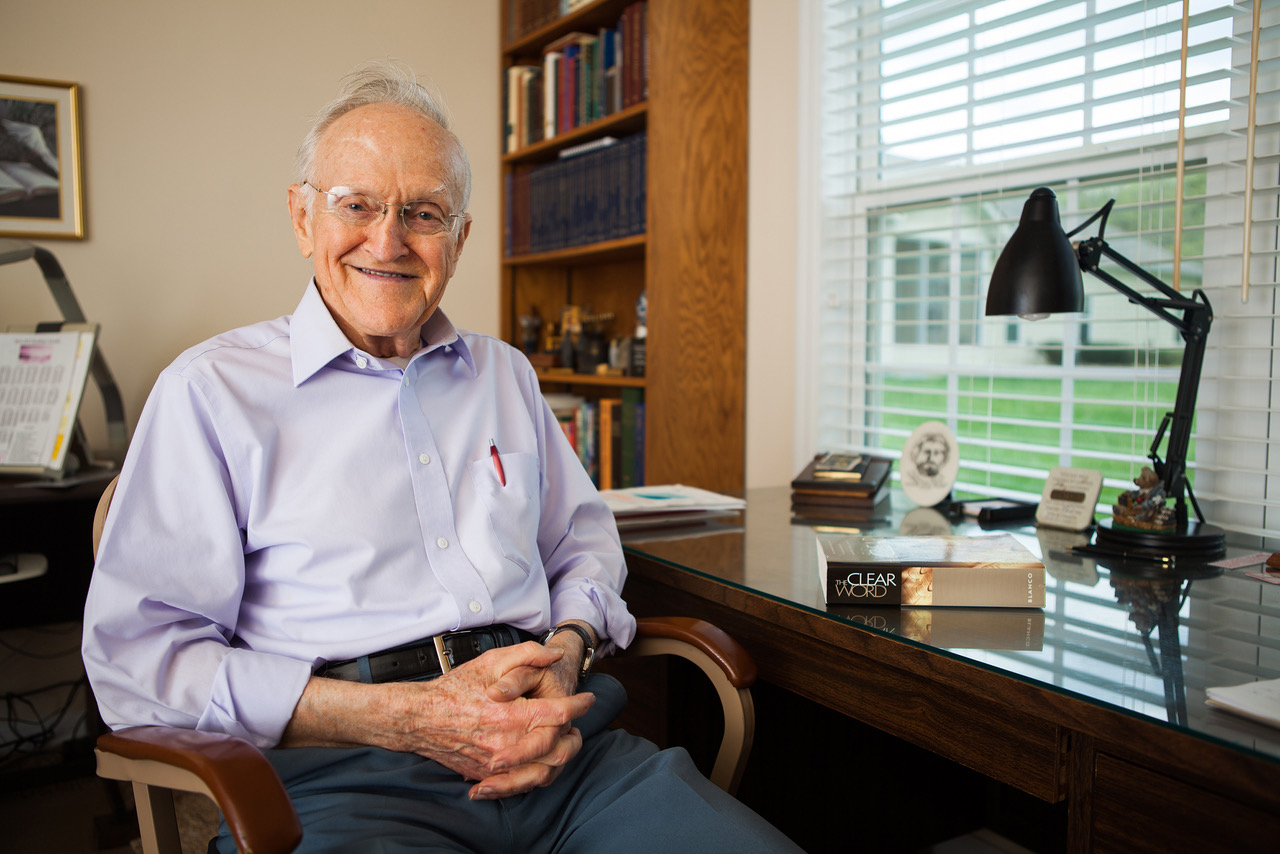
[580,398,597,484]
[620,387,642,488]
[791,502,889,529]
[792,485,888,509]
[542,51,560,141]
[632,400,645,486]
[597,397,621,489]
[816,533,1045,607]
[522,66,543,147]
[791,485,890,525]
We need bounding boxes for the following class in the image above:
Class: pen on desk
[489,438,506,486]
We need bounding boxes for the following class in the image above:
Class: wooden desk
[619,487,1280,853]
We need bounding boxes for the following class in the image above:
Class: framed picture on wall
[0,75,84,239]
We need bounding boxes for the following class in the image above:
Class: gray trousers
[214,675,802,854]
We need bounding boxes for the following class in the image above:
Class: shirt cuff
[197,649,315,748]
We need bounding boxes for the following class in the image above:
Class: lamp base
[1094,518,1226,560]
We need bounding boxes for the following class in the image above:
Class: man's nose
[364,208,410,259]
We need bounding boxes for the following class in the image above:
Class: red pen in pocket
[489,438,506,486]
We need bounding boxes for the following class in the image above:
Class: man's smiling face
[288,102,469,358]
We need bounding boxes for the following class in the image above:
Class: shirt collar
[290,279,476,386]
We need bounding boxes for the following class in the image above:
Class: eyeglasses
[304,182,465,237]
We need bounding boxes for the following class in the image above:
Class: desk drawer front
[1090,752,1280,853]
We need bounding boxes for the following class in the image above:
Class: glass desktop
[620,485,1280,764]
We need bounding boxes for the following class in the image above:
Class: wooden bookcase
[499,0,748,494]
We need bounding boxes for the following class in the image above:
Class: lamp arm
[1075,237,1213,527]
[1078,238,1201,332]
[0,240,129,463]
[30,247,129,463]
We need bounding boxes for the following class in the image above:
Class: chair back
[92,475,120,558]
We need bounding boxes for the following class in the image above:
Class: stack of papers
[1206,677,1280,730]
[600,484,745,531]
[0,326,97,477]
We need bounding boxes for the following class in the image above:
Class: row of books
[790,452,893,526]
[504,0,594,44]
[504,1,648,152]
[546,389,645,490]
[505,132,646,257]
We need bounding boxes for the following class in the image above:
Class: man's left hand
[470,621,597,799]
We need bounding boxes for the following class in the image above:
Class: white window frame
[798,0,1280,541]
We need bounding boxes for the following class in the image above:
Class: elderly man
[82,63,799,853]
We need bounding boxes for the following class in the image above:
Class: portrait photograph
[0,75,83,239]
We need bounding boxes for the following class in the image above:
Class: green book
[620,387,643,488]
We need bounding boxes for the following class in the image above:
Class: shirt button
[418,453,431,465]
[437,537,449,549]
[469,600,482,614]
[355,356,368,369]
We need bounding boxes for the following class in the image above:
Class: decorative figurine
[1112,466,1175,532]
[517,307,542,356]
[575,311,615,374]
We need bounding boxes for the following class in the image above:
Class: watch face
[900,421,959,507]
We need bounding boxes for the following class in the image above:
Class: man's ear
[287,184,314,259]
[451,216,471,265]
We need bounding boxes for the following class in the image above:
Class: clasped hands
[436,639,594,800]
[286,639,594,802]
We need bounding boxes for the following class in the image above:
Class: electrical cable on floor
[0,675,88,766]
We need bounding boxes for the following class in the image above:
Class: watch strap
[541,623,595,682]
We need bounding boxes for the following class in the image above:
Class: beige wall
[0,0,803,488]
[0,0,503,457]
[747,0,801,488]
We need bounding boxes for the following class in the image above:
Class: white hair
[294,60,471,213]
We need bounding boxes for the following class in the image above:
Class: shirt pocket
[469,451,541,572]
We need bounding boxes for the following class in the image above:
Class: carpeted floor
[126,789,220,854]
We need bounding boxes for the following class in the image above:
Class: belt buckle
[433,634,454,674]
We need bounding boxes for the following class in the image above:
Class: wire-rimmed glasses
[304,182,465,237]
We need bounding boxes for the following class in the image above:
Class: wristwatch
[541,623,595,683]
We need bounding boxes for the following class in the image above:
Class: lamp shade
[986,187,1085,318]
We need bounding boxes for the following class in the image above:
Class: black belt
[317,625,540,684]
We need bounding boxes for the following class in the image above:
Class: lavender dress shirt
[82,281,635,748]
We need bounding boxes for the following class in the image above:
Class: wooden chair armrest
[627,616,756,793]
[633,616,757,688]
[96,726,301,854]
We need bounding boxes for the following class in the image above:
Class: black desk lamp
[986,187,1224,557]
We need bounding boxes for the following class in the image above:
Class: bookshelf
[500,0,748,494]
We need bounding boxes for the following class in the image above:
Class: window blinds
[812,0,1280,540]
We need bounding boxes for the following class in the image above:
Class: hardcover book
[791,486,890,527]
[816,533,1045,608]
[792,486,888,509]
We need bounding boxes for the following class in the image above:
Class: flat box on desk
[816,533,1045,608]
[791,454,893,496]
